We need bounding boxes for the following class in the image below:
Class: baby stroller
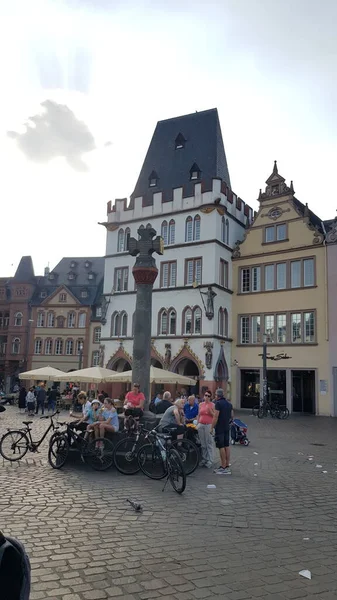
[230,418,249,446]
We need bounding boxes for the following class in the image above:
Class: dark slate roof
[12,256,35,282]
[131,108,231,207]
[31,257,104,306]
[292,198,323,232]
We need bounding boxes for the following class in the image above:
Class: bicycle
[0,411,61,462]
[137,428,186,494]
[48,422,114,471]
[252,401,289,420]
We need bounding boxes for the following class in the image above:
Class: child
[26,388,36,417]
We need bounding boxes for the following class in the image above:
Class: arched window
[183,307,192,335]
[193,306,202,334]
[12,337,21,354]
[67,312,76,328]
[161,221,168,245]
[222,217,229,245]
[121,312,128,337]
[77,339,84,355]
[34,338,42,354]
[37,312,45,327]
[14,312,23,327]
[94,327,101,343]
[55,339,63,355]
[185,217,193,242]
[218,308,229,337]
[117,228,124,252]
[168,309,176,335]
[111,312,120,337]
[78,313,86,328]
[45,339,53,355]
[159,309,168,335]
[124,227,131,251]
[193,215,201,241]
[47,312,55,327]
[65,339,73,355]
[168,219,175,245]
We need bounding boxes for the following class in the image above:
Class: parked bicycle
[137,428,186,494]
[252,401,289,419]
[0,411,60,462]
[48,422,114,471]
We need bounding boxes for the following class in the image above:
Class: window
[78,313,86,328]
[81,290,88,298]
[14,312,23,327]
[56,316,65,328]
[121,312,127,336]
[76,340,84,355]
[193,307,202,334]
[65,339,73,355]
[252,267,261,292]
[68,272,75,280]
[169,309,176,335]
[183,308,192,334]
[241,268,250,293]
[96,307,102,318]
[37,312,45,327]
[193,215,200,241]
[160,261,177,288]
[291,261,301,288]
[59,293,67,302]
[240,317,249,344]
[265,315,275,343]
[219,259,229,288]
[276,263,286,290]
[88,273,94,280]
[70,261,77,268]
[111,312,120,337]
[190,162,201,180]
[124,228,130,251]
[55,339,63,355]
[304,312,315,342]
[161,221,168,245]
[12,338,21,354]
[40,290,47,298]
[159,308,177,335]
[149,170,158,187]
[117,229,124,252]
[114,267,128,292]
[265,265,275,291]
[92,351,100,366]
[94,327,101,343]
[175,133,185,149]
[222,217,229,245]
[251,316,261,344]
[264,223,287,243]
[277,314,287,343]
[45,339,53,355]
[185,217,193,242]
[4,313,9,327]
[185,258,202,285]
[159,310,168,335]
[34,339,42,354]
[218,308,228,337]
[304,259,314,287]
[168,220,175,245]
[291,313,302,343]
[67,312,76,328]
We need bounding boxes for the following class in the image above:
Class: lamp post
[78,342,84,370]
[260,334,268,409]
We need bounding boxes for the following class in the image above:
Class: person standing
[211,388,233,475]
[35,383,46,416]
[18,387,26,415]
[197,391,215,468]
[26,388,36,417]
[47,387,58,412]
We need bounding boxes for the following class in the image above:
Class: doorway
[292,370,315,414]
[175,359,199,395]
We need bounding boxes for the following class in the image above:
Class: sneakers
[214,466,232,475]
[199,460,206,467]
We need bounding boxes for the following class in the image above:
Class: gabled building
[231,162,331,415]
[100,109,253,395]
[325,219,337,416]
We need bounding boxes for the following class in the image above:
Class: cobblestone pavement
[1,407,337,600]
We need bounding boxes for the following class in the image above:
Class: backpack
[0,535,31,600]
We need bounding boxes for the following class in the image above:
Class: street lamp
[260,334,268,409]
[78,342,84,370]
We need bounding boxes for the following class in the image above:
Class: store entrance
[292,370,315,414]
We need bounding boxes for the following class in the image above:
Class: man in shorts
[211,388,233,475]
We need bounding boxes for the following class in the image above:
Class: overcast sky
[1,0,336,276]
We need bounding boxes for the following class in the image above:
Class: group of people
[18,384,60,417]
[69,391,119,441]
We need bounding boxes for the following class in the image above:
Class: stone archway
[151,358,163,368]
[110,358,131,372]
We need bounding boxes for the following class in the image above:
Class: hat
[91,399,101,405]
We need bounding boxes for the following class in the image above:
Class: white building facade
[100,109,252,396]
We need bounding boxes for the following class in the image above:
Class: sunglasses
[205,393,211,397]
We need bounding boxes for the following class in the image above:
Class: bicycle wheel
[48,434,69,469]
[172,439,199,475]
[278,406,290,420]
[257,407,265,419]
[137,443,166,480]
[83,438,114,471]
[0,430,29,461]
[252,405,260,417]
[167,448,186,494]
[113,437,140,475]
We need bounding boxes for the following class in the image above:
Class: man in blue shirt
[184,395,199,423]
[211,388,233,475]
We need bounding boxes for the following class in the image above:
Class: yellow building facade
[231,163,330,415]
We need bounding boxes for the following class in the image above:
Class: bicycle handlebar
[40,410,60,420]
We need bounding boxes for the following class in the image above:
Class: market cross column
[128,224,163,408]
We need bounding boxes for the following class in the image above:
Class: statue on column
[200,286,217,320]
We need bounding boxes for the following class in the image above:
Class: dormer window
[149,170,158,188]
[40,290,47,298]
[68,272,76,281]
[175,133,186,149]
[84,261,91,269]
[190,162,201,181]
[81,289,88,298]
[70,261,77,269]
[88,272,94,280]
[49,273,55,280]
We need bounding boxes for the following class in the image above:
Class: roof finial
[273,160,278,175]
[290,180,294,193]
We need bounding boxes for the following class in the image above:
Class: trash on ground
[308,458,313,461]
[298,452,304,455]
[253,452,258,455]
[254,463,258,466]
[254,474,257,477]
[299,570,311,580]
[316,465,322,468]
[322,470,328,474]
[303,537,310,541]
[126,498,142,512]
[207,484,216,489]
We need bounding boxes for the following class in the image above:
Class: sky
[1,0,336,276]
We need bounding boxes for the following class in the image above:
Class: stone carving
[165,344,171,365]
[261,206,291,220]
[204,342,213,370]
[98,344,105,367]
[200,286,217,320]
[129,224,164,269]
[326,219,337,244]
[232,239,242,258]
